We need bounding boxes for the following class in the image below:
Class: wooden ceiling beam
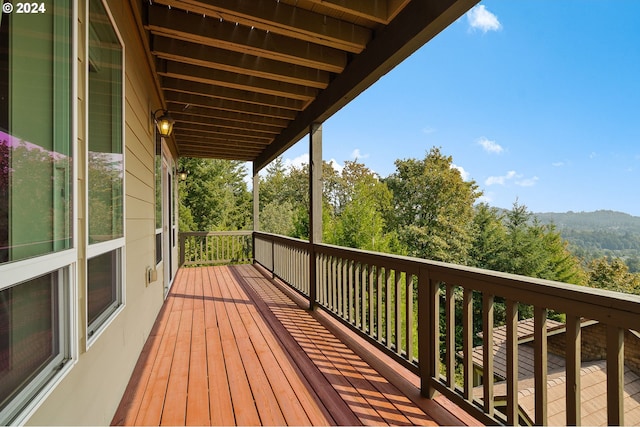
[255,0,480,171]
[179,149,255,161]
[165,90,298,114]
[166,97,297,121]
[178,140,266,152]
[162,78,305,111]
[153,36,330,89]
[159,61,317,102]
[169,112,282,134]
[172,124,274,141]
[175,131,271,146]
[152,0,371,53]
[147,4,347,73]
[304,0,389,24]
[167,106,291,128]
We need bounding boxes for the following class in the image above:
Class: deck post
[308,123,322,310]
[418,267,436,398]
[252,164,259,263]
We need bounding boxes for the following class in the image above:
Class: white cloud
[466,5,502,33]
[328,158,343,174]
[552,161,565,167]
[485,170,518,186]
[477,137,503,154]
[477,194,493,204]
[351,148,369,160]
[515,176,539,187]
[589,152,597,159]
[452,164,470,181]
[485,170,538,187]
[283,153,309,170]
[422,126,436,135]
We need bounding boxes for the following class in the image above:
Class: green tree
[178,158,251,231]
[587,256,640,294]
[496,201,586,286]
[385,147,482,263]
[328,161,395,252]
[469,203,508,271]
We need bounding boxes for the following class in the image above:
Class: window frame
[155,131,163,267]
[0,266,75,425]
[85,0,126,348]
[0,1,78,423]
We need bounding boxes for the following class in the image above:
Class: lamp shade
[153,109,175,137]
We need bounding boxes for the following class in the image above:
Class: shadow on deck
[111,264,478,426]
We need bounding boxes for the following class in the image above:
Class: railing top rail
[255,232,640,328]
[254,231,310,250]
[180,230,252,237]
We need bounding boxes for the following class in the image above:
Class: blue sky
[271,1,640,216]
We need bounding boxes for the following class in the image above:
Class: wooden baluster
[406,273,414,363]
[369,265,375,337]
[534,307,548,426]
[462,288,473,400]
[361,264,367,331]
[347,260,356,325]
[377,266,383,342]
[506,299,518,426]
[566,315,581,426]
[483,293,494,417]
[395,270,402,355]
[343,257,347,316]
[606,325,624,426]
[445,284,455,387]
[385,268,392,349]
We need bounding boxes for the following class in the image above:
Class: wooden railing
[179,231,252,266]
[254,231,640,426]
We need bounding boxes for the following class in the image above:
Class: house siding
[25,0,172,424]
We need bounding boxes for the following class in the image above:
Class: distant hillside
[532,210,640,270]
[534,210,640,232]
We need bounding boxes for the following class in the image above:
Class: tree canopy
[176,148,638,296]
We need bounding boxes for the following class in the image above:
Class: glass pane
[0,273,60,412]
[155,134,162,231]
[0,2,73,263]
[88,0,123,244]
[155,232,162,265]
[87,249,119,328]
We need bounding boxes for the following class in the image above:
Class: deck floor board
[112,264,473,426]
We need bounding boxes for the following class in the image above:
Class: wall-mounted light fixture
[178,170,188,181]
[152,109,175,138]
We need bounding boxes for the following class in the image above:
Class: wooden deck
[111,264,476,426]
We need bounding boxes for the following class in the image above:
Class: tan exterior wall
[26,1,172,424]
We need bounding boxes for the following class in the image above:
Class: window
[155,132,162,266]
[87,0,124,339]
[0,1,73,423]
[0,270,70,423]
[0,3,73,263]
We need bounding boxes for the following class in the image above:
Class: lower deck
[111,264,476,426]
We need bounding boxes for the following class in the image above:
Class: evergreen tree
[178,158,251,231]
[328,161,395,252]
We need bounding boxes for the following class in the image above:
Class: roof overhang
[133,0,479,171]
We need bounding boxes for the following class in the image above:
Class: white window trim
[84,0,126,350]
[86,247,126,346]
[0,249,76,289]
[0,0,78,424]
[1,266,77,426]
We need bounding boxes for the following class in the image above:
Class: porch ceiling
[135,0,478,171]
